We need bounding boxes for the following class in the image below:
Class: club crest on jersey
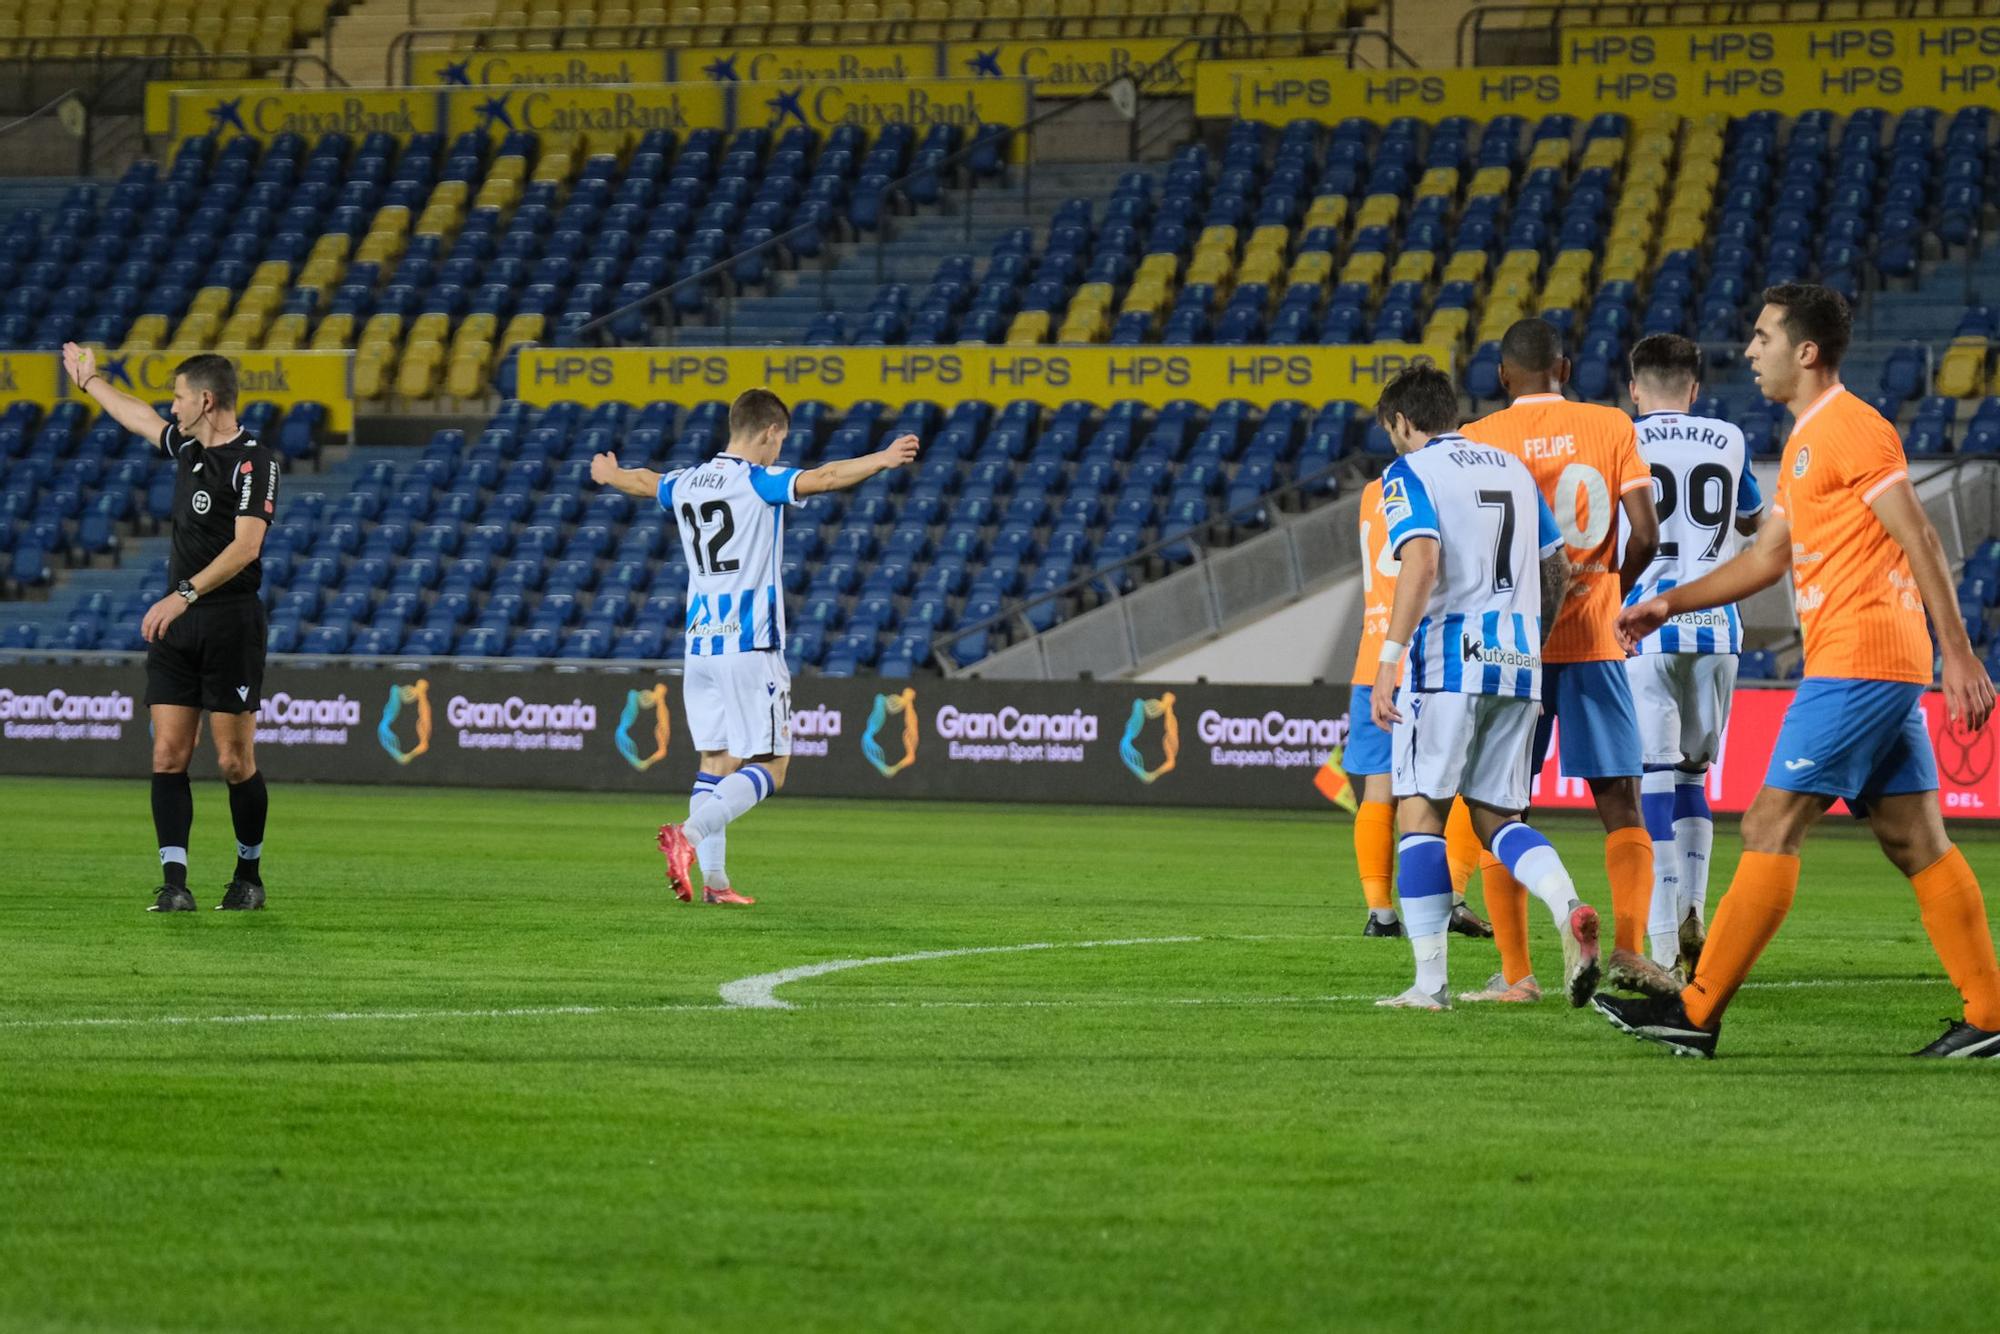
[1793,446,1811,478]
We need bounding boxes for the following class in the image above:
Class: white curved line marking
[0,974,1934,1031]
[717,935,1204,1010]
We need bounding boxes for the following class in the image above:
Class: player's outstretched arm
[62,342,168,443]
[795,434,920,497]
[1870,478,1996,730]
[1370,535,1437,731]
[1616,513,1791,652]
[590,452,663,500]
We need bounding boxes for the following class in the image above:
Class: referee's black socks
[229,771,268,885]
[151,771,192,889]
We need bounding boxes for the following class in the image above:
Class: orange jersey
[1351,478,1401,685]
[1468,393,1651,662]
[1775,386,1932,684]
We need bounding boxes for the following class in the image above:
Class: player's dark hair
[173,353,236,412]
[1498,317,1563,373]
[1628,333,1702,390]
[1375,365,1459,435]
[1761,283,1851,370]
[729,387,789,439]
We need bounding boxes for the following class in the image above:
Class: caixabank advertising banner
[2,664,1994,817]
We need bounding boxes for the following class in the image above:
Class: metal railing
[934,453,1362,680]
[1456,1,2000,67]
[557,34,1210,350]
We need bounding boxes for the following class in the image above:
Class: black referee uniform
[146,422,280,713]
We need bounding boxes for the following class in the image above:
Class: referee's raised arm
[63,342,169,444]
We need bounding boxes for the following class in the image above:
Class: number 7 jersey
[1381,432,1565,700]
[658,454,803,656]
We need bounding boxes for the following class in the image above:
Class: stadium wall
[2,663,1993,818]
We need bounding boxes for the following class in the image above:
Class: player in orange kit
[1463,319,1676,1002]
[1599,284,2000,1058]
[1345,477,1492,939]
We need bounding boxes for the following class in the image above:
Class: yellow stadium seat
[309,313,355,351]
[1414,167,1459,201]
[124,315,169,351]
[189,287,232,319]
[409,312,452,345]
[361,313,405,347]
[397,343,444,399]
[1937,344,1989,399]
[1238,251,1283,288]
[1014,0,1050,37]
[1005,310,1050,345]
[1527,138,1570,171]
[1337,251,1385,289]
[1467,166,1511,200]
[265,313,308,351]
[1354,193,1400,230]
[1388,250,1435,286]
[1135,252,1179,284]
[454,313,500,349]
[1120,280,1168,316]
[448,347,494,399]
[1303,194,1347,230]
[1285,250,1332,288]
[1187,251,1233,287]
[353,348,392,401]
[1245,224,1290,256]
[1600,250,1646,285]
[1442,251,1487,285]
[1423,308,1470,348]
[1197,225,1237,254]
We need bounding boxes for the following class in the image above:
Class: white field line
[716,935,1203,1010]
[0,934,1943,1038]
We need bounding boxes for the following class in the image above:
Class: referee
[64,343,278,913]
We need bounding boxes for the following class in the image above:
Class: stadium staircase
[664,162,1159,345]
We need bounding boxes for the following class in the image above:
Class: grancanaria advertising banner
[517,345,1450,412]
[3,664,1993,818]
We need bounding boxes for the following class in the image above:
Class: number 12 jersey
[658,454,803,657]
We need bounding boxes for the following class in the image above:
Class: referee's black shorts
[145,599,268,714]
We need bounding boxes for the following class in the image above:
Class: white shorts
[683,650,792,759]
[1625,652,1737,769]
[1392,688,1539,813]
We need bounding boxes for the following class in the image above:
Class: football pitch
[3,776,1996,1332]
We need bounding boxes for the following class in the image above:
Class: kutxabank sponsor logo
[256,690,362,748]
[447,692,599,753]
[1196,708,1345,770]
[0,685,134,741]
[935,702,1099,764]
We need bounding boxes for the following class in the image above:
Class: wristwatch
[175,580,199,605]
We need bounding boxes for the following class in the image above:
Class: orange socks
[1483,853,1534,984]
[1354,801,1395,912]
[1605,826,1655,955]
[1683,851,1800,1030]
[1445,799,1481,899]
[1910,848,2000,1031]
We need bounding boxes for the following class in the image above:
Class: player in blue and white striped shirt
[1367,367,1602,1011]
[593,388,919,905]
[1620,335,1765,972]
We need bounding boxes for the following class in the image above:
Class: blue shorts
[1765,678,1936,806]
[1532,660,1643,780]
[1346,684,1392,776]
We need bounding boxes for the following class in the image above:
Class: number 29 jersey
[657,454,803,657]
[1625,411,1764,655]
[1381,432,1565,701]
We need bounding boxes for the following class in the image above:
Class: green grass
[2,776,1996,1333]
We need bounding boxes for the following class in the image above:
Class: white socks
[689,773,729,888]
[684,765,775,875]
[1675,770,1715,925]
[1491,822,1580,927]
[1643,768,1681,965]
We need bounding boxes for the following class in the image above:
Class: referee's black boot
[217,879,265,911]
[148,885,196,912]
